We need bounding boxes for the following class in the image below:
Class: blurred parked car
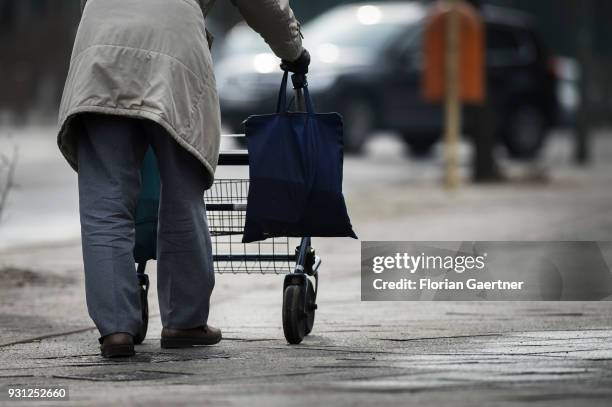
[216,2,558,158]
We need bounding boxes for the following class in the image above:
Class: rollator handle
[290,73,307,89]
[291,73,307,112]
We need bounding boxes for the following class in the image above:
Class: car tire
[402,133,439,157]
[341,97,375,154]
[502,105,547,159]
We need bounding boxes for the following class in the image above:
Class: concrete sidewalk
[0,128,611,406]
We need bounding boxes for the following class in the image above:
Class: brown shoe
[160,325,222,348]
[100,333,135,358]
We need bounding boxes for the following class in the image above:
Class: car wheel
[402,133,439,157]
[341,97,375,154]
[503,105,547,159]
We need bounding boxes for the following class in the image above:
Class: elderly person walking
[58,0,310,358]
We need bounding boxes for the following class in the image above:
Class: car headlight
[252,53,277,74]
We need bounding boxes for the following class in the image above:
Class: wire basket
[205,179,298,274]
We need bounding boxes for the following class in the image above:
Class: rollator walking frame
[205,74,321,344]
[134,74,321,345]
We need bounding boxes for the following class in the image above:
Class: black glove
[280,49,310,75]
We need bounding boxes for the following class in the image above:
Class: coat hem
[58,106,216,188]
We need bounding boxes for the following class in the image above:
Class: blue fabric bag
[242,71,357,243]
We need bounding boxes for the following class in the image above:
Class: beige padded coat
[58,0,303,187]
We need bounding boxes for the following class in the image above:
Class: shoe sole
[101,344,135,358]
[160,337,221,349]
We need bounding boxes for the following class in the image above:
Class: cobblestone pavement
[0,127,611,406]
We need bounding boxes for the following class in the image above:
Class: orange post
[423,0,485,104]
[445,0,461,189]
[422,0,485,189]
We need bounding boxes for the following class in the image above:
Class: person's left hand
[280,49,310,75]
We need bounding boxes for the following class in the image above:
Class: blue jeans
[77,114,214,337]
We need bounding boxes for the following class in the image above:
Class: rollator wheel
[134,277,149,345]
[282,284,306,344]
[304,279,316,336]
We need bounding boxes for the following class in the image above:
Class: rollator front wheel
[305,279,316,336]
[282,284,306,344]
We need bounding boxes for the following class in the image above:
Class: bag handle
[276,71,314,114]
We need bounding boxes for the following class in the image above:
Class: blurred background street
[1,0,611,405]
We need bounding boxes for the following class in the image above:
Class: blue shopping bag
[242,71,357,243]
